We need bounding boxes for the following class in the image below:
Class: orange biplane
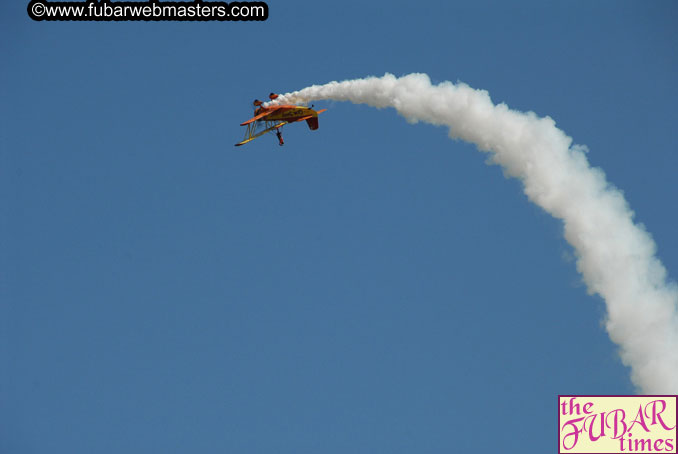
[235,93,326,147]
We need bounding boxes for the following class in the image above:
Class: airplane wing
[240,108,277,126]
[235,121,287,146]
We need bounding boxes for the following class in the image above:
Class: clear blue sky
[2,1,677,452]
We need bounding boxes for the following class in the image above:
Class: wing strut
[235,121,287,147]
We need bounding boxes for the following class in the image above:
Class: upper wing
[240,108,277,126]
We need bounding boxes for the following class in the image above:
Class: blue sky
[2,1,677,452]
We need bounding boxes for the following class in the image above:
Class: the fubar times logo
[559,396,677,453]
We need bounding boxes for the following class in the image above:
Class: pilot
[253,99,263,115]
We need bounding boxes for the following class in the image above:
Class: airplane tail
[306,117,319,130]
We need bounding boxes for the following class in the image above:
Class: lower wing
[235,121,287,146]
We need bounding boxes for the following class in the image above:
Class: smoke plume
[269,73,678,393]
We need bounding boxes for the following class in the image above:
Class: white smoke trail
[269,73,678,393]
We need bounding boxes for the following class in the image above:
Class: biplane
[235,93,327,147]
